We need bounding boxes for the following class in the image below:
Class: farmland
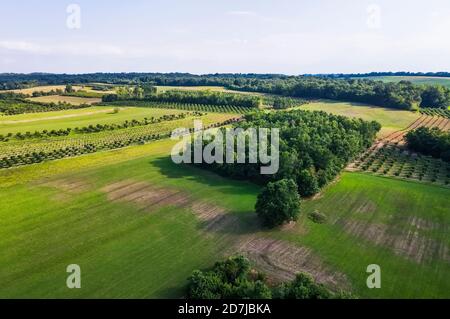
[27,95,102,106]
[0,107,186,135]
[298,100,421,137]
[348,114,450,186]
[0,80,449,299]
[1,140,448,298]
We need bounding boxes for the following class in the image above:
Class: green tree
[255,178,301,227]
[65,84,75,93]
[273,273,332,299]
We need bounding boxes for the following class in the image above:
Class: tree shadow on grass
[148,155,261,198]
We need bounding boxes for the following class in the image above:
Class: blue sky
[0,0,449,74]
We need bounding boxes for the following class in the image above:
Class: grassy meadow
[0,139,448,298]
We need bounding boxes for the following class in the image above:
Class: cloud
[226,11,259,17]
[0,40,125,56]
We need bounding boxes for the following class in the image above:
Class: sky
[0,0,449,74]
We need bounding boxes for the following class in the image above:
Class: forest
[193,110,381,197]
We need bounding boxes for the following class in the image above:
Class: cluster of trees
[104,89,262,108]
[228,78,447,110]
[31,89,63,97]
[405,127,450,161]
[272,96,300,109]
[186,256,349,299]
[195,110,380,199]
[0,92,90,115]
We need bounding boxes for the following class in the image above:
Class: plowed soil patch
[236,236,350,290]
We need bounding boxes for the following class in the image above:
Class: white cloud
[226,11,259,17]
[0,40,125,56]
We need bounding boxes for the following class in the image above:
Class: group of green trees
[195,110,380,193]
[405,127,450,161]
[0,92,90,115]
[191,110,380,226]
[103,88,262,109]
[186,256,349,299]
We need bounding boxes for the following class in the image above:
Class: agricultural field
[1,138,448,298]
[0,106,186,135]
[0,110,236,169]
[358,76,450,89]
[0,83,448,300]
[27,95,102,106]
[420,108,450,119]
[298,100,421,137]
[348,114,450,186]
[1,85,83,95]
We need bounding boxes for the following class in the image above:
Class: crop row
[352,144,450,186]
[0,114,240,169]
[0,111,204,142]
[420,108,450,119]
[102,101,254,114]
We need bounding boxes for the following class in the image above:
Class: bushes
[186,256,350,299]
[273,273,332,299]
[255,179,300,228]
[405,127,450,161]
[187,256,272,299]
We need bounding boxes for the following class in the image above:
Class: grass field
[0,106,185,135]
[0,139,448,298]
[27,95,102,106]
[358,76,450,89]
[298,100,421,137]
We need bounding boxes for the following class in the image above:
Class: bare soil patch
[235,236,350,290]
[101,180,234,232]
[340,219,449,263]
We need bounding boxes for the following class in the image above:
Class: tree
[420,86,450,108]
[296,169,320,197]
[273,273,332,299]
[255,179,301,227]
[65,84,75,93]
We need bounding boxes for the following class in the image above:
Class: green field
[0,139,448,298]
[0,106,186,135]
[298,100,420,137]
[359,76,450,89]
[0,92,448,299]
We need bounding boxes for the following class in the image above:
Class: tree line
[103,87,262,108]
[405,127,450,162]
[3,73,449,110]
